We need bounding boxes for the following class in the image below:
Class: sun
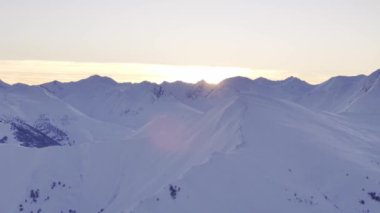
[0,60,267,85]
[139,64,255,84]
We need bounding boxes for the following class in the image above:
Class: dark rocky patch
[169,184,181,200]
[0,136,7,143]
[10,119,61,148]
[368,192,380,202]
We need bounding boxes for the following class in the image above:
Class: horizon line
[0,60,378,86]
[1,69,378,88]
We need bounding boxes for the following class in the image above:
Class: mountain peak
[195,80,213,88]
[281,76,312,87]
[84,75,115,82]
[196,79,207,85]
[253,77,274,84]
[360,69,380,93]
[0,79,10,88]
[322,75,366,88]
[368,69,380,79]
[51,80,61,84]
[218,76,254,90]
[220,76,253,86]
[284,76,300,82]
[82,75,117,84]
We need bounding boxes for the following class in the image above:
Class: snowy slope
[0,79,9,88]
[297,69,380,114]
[216,76,314,101]
[0,70,380,213]
[133,94,380,213]
[0,83,134,147]
[42,76,206,128]
[298,75,367,112]
[344,70,380,113]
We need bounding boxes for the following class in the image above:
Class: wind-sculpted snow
[0,70,380,212]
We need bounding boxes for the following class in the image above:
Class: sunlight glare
[0,60,310,85]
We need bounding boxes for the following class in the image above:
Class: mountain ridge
[0,69,378,87]
[0,69,380,213]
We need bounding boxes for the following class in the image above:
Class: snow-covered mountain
[298,70,380,114]
[1,70,380,213]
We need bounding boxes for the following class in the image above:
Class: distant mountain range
[0,69,380,213]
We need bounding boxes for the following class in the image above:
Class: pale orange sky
[0,0,379,84]
[0,60,348,85]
